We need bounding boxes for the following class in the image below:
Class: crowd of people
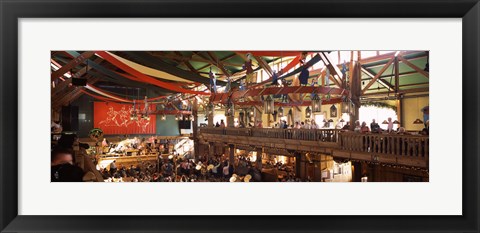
[99,151,308,182]
[214,116,429,136]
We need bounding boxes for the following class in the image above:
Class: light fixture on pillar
[393,120,400,124]
[311,94,322,113]
[305,106,312,119]
[382,120,388,124]
[328,119,334,123]
[225,100,234,117]
[277,106,284,117]
[174,115,179,121]
[263,95,274,114]
[189,115,194,121]
[340,118,345,123]
[160,114,166,121]
[179,114,184,121]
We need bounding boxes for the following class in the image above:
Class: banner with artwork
[94,102,156,135]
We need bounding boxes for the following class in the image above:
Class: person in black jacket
[51,147,84,182]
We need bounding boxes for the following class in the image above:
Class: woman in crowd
[360,121,370,133]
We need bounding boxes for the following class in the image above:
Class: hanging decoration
[341,97,351,114]
[361,102,397,113]
[225,100,235,117]
[277,106,284,117]
[330,104,337,118]
[130,100,138,121]
[95,51,209,95]
[141,96,151,120]
[311,94,322,113]
[263,95,274,114]
[305,106,312,119]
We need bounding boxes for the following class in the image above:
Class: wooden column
[294,152,306,179]
[255,147,263,170]
[350,61,362,129]
[208,142,215,160]
[192,98,199,162]
[228,144,235,167]
[227,114,235,128]
[208,106,214,127]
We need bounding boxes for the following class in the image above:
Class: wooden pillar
[228,144,235,167]
[208,142,215,161]
[254,107,262,127]
[294,152,306,179]
[227,115,235,128]
[350,61,362,129]
[207,105,214,127]
[255,147,263,170]
[192,98,199,162]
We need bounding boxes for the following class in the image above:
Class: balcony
[199,128,429,169]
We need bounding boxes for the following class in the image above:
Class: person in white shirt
[387,117,394,132]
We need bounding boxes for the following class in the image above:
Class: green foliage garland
[361,102,397,113]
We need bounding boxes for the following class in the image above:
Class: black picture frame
[1,0,479,232]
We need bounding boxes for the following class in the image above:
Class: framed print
[1,0,479,232]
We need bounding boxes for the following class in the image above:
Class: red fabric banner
[96,51,209,95]
[94,102,156,135]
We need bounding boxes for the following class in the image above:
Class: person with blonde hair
[360,121,370,133]
[354,120,361,132]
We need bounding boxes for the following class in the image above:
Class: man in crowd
[51,147,84,182]
[370,119,380,133]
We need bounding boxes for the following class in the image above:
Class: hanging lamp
[311,94,322,113]
[341,97,351,114]
[264,95,274,114]
[305,106,312,119]
[225,100,235,117]
[330,104,337,118]
[277,106,284,117]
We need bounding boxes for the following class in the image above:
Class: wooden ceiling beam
[205,51,232,78]
[253,55,273,77]
[318,52,343,87]
[362,87,429,96]
[173,51,200,74]
[361,56,396,95]
[151,52,241,68]
[397,55,429,79]
[52,75,101,109]
[51,57,104,97]
[360,66,395,92]
[51,51,95,82]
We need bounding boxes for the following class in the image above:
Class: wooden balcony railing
[199,127,429,167]
[200,127,340,142]
[339,132,429,158]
